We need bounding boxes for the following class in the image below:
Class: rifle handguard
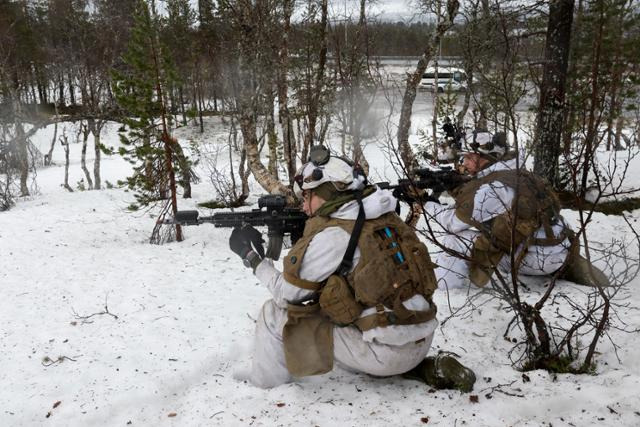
[162,195,307,262]
[175,210,200,225]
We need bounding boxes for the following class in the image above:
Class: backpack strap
[354,304,437,332]
[336,191,366,277]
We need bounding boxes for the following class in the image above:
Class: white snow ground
[2,119,640,427]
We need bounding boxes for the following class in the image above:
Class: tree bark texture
[396,0,459,171]
[88,118,103,190]
[266,94,279,179]
[533,0,575,185]
[10,94,31,197]
[241,111,294,201]
[303,0,328,152]
[45,120,58,166]
[351,0,371,174]
[61,134,73,192]
[80,123,94,189]
[277,0,296,185]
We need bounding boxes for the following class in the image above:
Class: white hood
[477,151,527,178]
[330,187,397,221]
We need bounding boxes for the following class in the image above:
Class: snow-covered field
[2,119,640,426]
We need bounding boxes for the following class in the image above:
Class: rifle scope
[258,195,287,210]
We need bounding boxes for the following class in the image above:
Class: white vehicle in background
[419,67,467,92]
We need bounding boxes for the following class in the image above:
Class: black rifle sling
[337,191,366,277]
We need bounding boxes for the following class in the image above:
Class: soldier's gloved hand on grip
[229,225,265,258]
[229,225,265,271]
[393,187,439,205]
[392,187,419,205]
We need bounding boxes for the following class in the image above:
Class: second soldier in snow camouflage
[425,130,609,290]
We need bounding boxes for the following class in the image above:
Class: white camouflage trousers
[248,299,433,388]
[434,229,570,290]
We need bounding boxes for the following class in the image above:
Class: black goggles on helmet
[309,145,331,166]
[294,164,324,187]
[294,145,365,189]
[295,145,332,185]
[469,141,495,152]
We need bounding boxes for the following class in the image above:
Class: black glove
[229,225,265,260]
[392,187,418,205]
[393,187,440,205]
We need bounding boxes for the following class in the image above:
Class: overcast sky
[328,0,427,22]
[184,0,431,23]
[180,1,431,23]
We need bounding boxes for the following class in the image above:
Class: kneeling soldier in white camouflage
[228,146,460,389]
[425,130,609,290]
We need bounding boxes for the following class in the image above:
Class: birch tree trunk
[431,63,440,160]
[80,122,94,189]
[16,120,29,197]
[88,118,103,190]
[61,133,73,192]
[351,0,370,174]
[266,90,279,179]
[277,0,296,185]
[238,145,251,200]
[11,94,31,197]
[241,111,294,201]
[396,0,459,170]
[302,0,328,152]
[45,119,58,166]
[430,3,443,156]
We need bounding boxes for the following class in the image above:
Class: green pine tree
[112,0,185,241]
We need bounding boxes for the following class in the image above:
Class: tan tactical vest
[281,212,438,377]
[453,169,566,286]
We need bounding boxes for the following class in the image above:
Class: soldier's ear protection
[339,155,368,186]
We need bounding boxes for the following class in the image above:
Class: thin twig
[72,294,119,324]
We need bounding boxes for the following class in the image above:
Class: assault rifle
[377,166,470,205]
[163,195,307,260]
